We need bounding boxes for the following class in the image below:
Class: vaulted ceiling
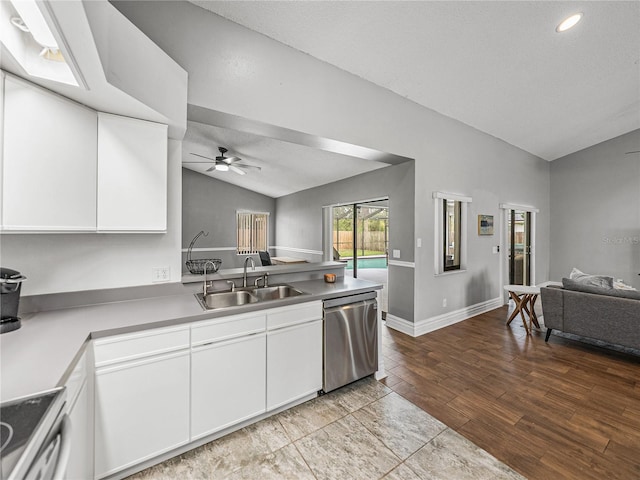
[190,0,640,162]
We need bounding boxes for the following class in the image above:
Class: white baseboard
[385,314,415,336]
[385,296,503,337]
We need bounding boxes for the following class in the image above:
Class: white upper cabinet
[1,75,97,231]
[97,113,168,232]
[0,74,169,233]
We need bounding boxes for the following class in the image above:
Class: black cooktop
[0,389,64,480]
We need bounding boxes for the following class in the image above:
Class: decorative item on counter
[324,273,336,283]
[186,231,222,275]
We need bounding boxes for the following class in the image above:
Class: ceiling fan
[185,147,261,175]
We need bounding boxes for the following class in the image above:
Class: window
[433,192,471,275]
[236,212,269,254]
[444,200,462,271]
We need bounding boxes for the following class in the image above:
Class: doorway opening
[329,199,389,312]
[507,209,532,286]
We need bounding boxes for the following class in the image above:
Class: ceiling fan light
[556,13,582,32]
[216,164,230,172]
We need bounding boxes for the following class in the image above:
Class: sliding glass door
[332,201,388,278]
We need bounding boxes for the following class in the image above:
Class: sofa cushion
[562,278,640,301]
[569,268,614,289]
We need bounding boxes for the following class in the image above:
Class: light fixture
[556,13,583,32]
[215,164,230,172]
[10,0,58,48]
[0,0,83,87]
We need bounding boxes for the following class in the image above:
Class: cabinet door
[191,334,266,440]
[2,76,97,231]
[94,351,190,478]
[65,380,91,480]
[97,113,167,232]
[267,319,322,411]
[64,350,92,480]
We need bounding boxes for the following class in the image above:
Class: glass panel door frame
[322,197,389,279]
[508,209,531,285]
[499,203,538,299]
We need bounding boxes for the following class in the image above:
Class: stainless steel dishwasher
[323,291,378,393]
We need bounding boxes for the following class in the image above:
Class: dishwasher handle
[323,291,377,309]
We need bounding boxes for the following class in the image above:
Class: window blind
[237,212,268,254]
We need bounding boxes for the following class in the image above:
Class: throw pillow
[569,268,614,289]
[563,278,640,300]
[613,279,638,291]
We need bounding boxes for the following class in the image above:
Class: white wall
[550,129,640,288]
[0,140,182,296]
[114,0,551,325]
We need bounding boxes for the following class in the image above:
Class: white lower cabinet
[191,334,266,439]
[64,350,92,480]
[91,300,325,477]
[93,327,190,478]
[66,380,91,480]
[266,302,323,410]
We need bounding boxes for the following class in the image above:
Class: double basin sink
[196,285,305,310]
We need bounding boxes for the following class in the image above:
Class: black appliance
[1,268,26,334]
[0,388,69,480]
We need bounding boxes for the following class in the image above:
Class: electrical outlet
[442,298,447,307]
[152,267,170,283]
[417,238,422,248]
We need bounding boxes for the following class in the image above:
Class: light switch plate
[393,249,401,258]
[417,238,422,248]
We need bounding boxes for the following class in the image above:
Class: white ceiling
[191,0,640,162]
[182,122,388,198]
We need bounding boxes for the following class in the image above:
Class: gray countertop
[0,276,380,402]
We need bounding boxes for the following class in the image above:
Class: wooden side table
[503,285,541,335]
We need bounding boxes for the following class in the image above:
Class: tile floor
[128,377,524,479]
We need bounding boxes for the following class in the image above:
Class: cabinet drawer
[266,301,322,330]
[191,313,265,346]
[94,325,189,367]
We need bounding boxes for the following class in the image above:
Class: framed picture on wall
[478,214,494,235]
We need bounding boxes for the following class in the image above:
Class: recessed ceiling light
[556,13,583,33]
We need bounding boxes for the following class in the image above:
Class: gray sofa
[540,279,640,350]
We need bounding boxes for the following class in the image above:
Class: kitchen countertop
[181,261,344,284]
[0,276,380,402]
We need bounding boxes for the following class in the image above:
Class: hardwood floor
[380,306,640,480]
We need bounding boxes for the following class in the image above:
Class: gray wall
[116,1,551,325]
[549,130,640,288]
[182,168,276,271]
[275,162,415,320]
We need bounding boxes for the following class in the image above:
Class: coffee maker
[1,267,26,334]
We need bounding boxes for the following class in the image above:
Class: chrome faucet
[255,272,269,288]
[203,260,216,296]
[243,256,255,288]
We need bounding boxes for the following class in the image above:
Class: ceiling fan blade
[190,152,216,161]
[229,165,246,175]
[235,163,262,171]
[205,165,216,172]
